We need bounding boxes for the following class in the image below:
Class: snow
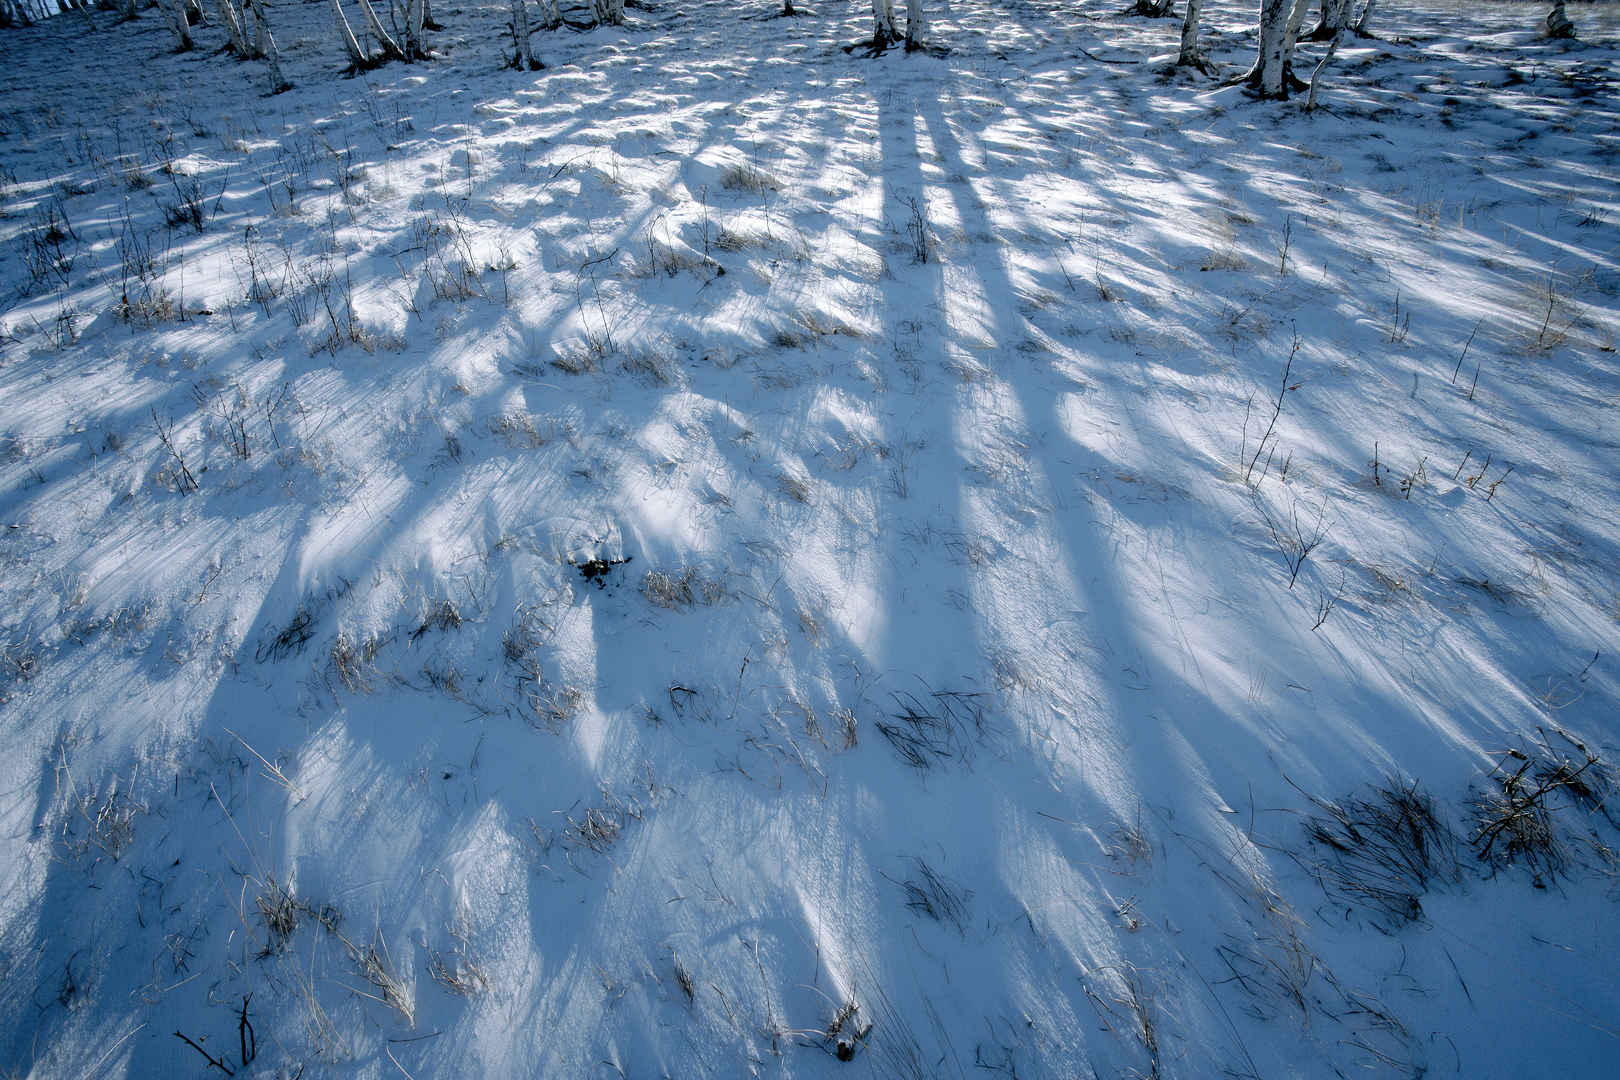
[1,0,1618,1076]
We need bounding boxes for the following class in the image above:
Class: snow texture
[1,1,1618,1077]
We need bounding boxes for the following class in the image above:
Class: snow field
[1,1,1618,1076]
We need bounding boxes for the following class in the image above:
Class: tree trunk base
[341,55,386,75]
[844,32,897,56]
[1219,62,1303,100]
[1121,0,1176,17]
[1174,50,1219,77]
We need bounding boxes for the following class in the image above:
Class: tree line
[0,0,1589,101]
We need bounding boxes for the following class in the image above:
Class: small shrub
[887,857,971,934]
[411,599,463,640]
[642,567,725,609]
[720,162,779,195]
[1471,738,1609,884]
[161,173,215,233]
[1300,778,1459,926]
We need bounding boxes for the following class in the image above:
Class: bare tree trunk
[1304,34,1337,109]
[248,0,290,90]
[1281,0,1312,85]
[1352,0,1375,36]
[535,0,557,28]
[1250,0,1291,97]
[1543,0,1575,39]
[356,0,409,61]
[164,0,194,49]
[592,0,623,25]
[872,0,897,45]
[331,0,368,68]
[1234,0,1311,97]
[218,0,250,55]
[511,0,540,68]
[404,0,426,58]
[1176,0,1207,70]
[903,0,925,49]
[1304,0,1349,40]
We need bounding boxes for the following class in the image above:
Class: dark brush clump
[574,556,632,588]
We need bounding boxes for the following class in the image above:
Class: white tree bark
[1241,0,1310,96]
[904,0,924,49]
[1352,0,1375,35]
[535,0,558,28]
[1177,0,1203,66]
[356,0,409,61]
[1543,0,1575,39]
[1253,0,1291,97]
[511,0,538,68]
[1282,0,1312,75]
[872,0,897,44]
[218,0,250,56]
[331,0,368,68]
[248,0,290,90]
[1310,0,1351,39]
[592,0,623,25]
[404,0,426,58]
[1305,34,1338,110]
[164,0,193,49]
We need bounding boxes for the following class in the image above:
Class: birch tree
[865,0,928,51]
[402,0,428,59]
[871,0,898,48]
[356,0,409,62]
[510,0,540,69]
[1282,0,1311,66]
[1304,0,1350,41]
[1352,0,1375,35]
[218,0,251,56]
[1235,0,1312,98]
[1543,1,1574,39]
[247,0,291,92]
[903,0,925,50]
[331,0,369,69]
[1176,0,1214,73]
[1124,0,1174,18]
[164,0,193,50]
[593,0,623,26]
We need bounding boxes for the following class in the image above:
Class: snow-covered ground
[2,1,1618,1075]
